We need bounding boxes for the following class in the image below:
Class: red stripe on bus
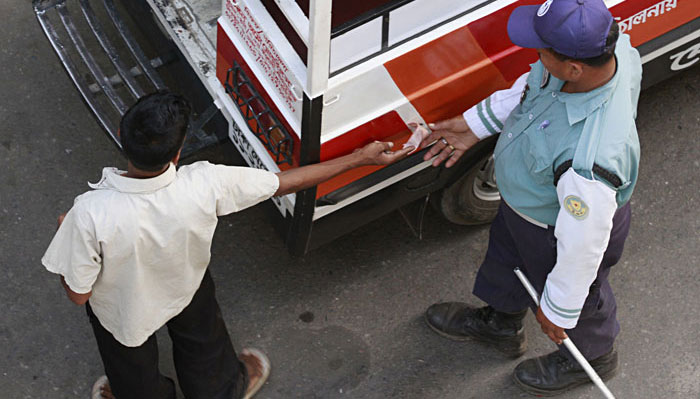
[317,111,411,198]
[384,24,510,123]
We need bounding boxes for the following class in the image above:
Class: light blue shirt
[493,34,642,226]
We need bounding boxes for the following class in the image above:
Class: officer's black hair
[119,91,191,172]
[550,21,620,67]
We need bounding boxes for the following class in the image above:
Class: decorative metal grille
[224,63,294,165]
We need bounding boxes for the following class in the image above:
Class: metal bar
[87,56,167,94]
[35,5,119,142]
[513,268,617,399]
[102,0,167,90]
[56,3,128,113]
[79,0,144,98]
[381,13,390,50]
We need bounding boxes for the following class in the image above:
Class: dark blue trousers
[473,202,631,361]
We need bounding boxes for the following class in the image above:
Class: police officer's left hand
[536,306,568,345]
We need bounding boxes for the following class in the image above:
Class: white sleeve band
[463,72,529,139]
[542,169,618,329]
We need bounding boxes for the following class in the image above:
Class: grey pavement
[1,1,699,398]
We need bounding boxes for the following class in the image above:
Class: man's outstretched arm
[274,141,412,196]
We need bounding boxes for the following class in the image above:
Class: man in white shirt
[42,91,412,399]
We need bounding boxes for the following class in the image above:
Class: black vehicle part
[33,0,221,157]
[432,151,501,226]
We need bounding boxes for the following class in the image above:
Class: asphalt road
[1,2,699,398]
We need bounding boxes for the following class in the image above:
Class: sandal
[90,375,115,399]
[239,348,271,399]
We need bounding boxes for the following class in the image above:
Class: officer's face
[537,49,583,83]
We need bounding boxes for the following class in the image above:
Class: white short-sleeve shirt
[42,161,279,346]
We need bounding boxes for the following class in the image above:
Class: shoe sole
[511,366,618,397]
[242,348,271,399]
[423,313,526,358]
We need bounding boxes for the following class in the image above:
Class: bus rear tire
[434,154,500,225]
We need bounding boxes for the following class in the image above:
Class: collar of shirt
[555,60,619,126]
[88,163,177,193]
[555,34,636,127]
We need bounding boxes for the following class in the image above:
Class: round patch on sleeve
[564,195,589,220]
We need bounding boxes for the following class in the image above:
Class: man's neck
[563,56,617,94]
[124,162,170,179]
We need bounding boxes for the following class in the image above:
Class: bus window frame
[328,0,500,76]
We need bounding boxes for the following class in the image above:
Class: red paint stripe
[320,111,407,161]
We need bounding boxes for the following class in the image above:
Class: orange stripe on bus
[384,25,509,123]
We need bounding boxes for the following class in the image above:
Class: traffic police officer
[420,0,642,395]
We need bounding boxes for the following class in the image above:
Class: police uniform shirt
[462,34,642,329]
[42,161,280,346]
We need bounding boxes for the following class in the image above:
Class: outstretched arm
[274,141,412,196]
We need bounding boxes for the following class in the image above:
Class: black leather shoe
[513,349,618,396]
[424,302,527,357]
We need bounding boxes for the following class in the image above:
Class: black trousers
[86,270,246,399]
[473,202,631,361]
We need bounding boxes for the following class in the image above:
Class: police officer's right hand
[421,116,479,168]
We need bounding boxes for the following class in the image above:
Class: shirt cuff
[463,99,501,140]
[41,258,93,294]
[541,283,581,329]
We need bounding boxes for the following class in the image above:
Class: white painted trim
[231,0,307,90]
[604,0,625,8]
[320,65,410,142]
[327,0,519,90]
[313,159,434,220]
[330,17,383,72]
[273,0,309,44]
[307,0,332,97]
[387,0,487,47]
[218,17,302,133]
[641,29,700,64]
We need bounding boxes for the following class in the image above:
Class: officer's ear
[565,60,585,82]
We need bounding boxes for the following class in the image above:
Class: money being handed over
[403,122,431,154]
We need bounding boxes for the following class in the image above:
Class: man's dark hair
[119,91,191,171]
[550,21,620,67]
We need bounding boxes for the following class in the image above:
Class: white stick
[513,268,616,399]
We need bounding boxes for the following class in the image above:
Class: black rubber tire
[434,154,501,225]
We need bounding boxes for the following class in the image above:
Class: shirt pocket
[520,128,554,186]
